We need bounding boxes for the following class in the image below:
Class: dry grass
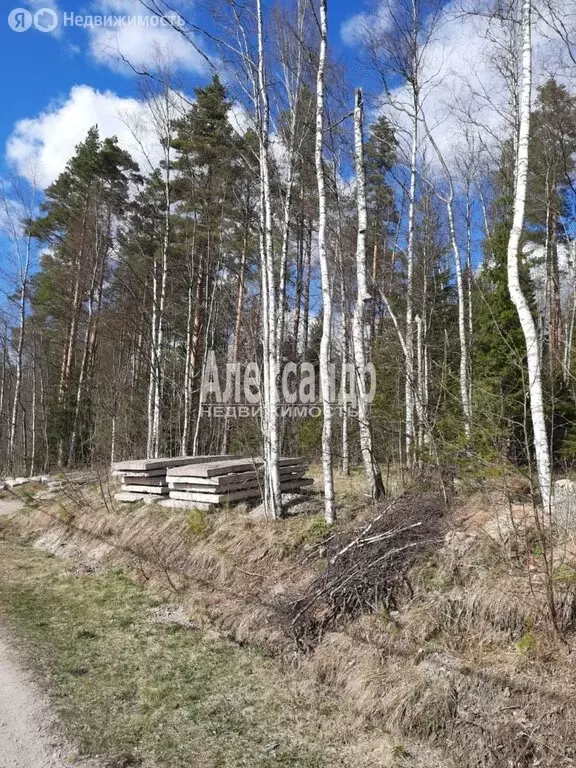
[300,500,576,768]
[308,463,407,503]
[0,519,391,768]
[16,481,332,651]
[9,479,576,767]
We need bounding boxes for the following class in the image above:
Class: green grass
[0,524,352,768]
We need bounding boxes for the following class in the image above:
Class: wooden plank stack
[112,456,237,502]
[167,457,312,506]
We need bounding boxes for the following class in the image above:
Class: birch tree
[2,194,33,471]
[352,89,386,499]
[315,0,336,524]
[256,0,282,517]
[424,122,471,438]
[146,86,174,459]
[507,0,552,509]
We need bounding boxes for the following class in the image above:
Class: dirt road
[0,630,75,768]
[0,497,95,768]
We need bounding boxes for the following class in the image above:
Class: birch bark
[315,0,336,523]
[9,231,31,470]
[405,82,418,468]
[257,0,282,517]
[507,0,552,510]
[352,89,385,499]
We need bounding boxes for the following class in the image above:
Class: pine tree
[30,127,139,465]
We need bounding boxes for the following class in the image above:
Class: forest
[1,0,576,522]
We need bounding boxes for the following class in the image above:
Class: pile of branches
[281,494,447,649]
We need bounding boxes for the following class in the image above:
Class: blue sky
[1,5,132,169]
[0,0,365,188]
[2,0,568,285]
[1,0,570,192]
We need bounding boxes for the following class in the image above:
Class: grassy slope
[0,520,373,768]
[5,480,576,768]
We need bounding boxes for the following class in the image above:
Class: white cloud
[5,85,160,186]
[228,102,252,136]
[341,13,372,46]
[87,0,208,75]
[4,85,253,189]
[340,1,392,46]
[341,0,576,175]
[24,0,62,37]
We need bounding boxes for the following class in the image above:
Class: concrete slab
[167,466,305,490]
[168,478,313,506]
[119,476,167,487]
[112,455,239,472]
[121,485,169,495]
[116,468,167,478]
[168,457,303,478]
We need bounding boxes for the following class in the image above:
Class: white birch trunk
[415,314,424,453]
[564,244,576,378]
[507,0,552,511]
[181,281,194,456]
[28,337,36,477]
[257,0,282,518]
[146,256,159,458]
[315,0,336,523]
[146,91,172,459]
[222,232,248,454]
[339,248,349,476]
[193,265,217,456]
[352,89,385,499]
[181,225,198,456]
[276,0,306,368]
[0,321,7,447]
[151,145,171,458]
[9,234,31,470]
[405,85,418,468]
[447,200,471,439]
[425,123,471,439]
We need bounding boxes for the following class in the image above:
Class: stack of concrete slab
[112,456,237,502]
[167,457,312,507]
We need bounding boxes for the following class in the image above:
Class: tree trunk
[352,89,385,499]
[257,0,282,518]
[293,215,304,360]
[315,0,336,524]
[507,0,552,510]
[222,231,248,454]
[68,254,99,464]
[302,222,312,359]
[9,235,31,471]
[405,85,417,469]
[146,255,159,458]
[30,341,37,477]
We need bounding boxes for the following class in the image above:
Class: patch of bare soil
[0,628,99,768]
